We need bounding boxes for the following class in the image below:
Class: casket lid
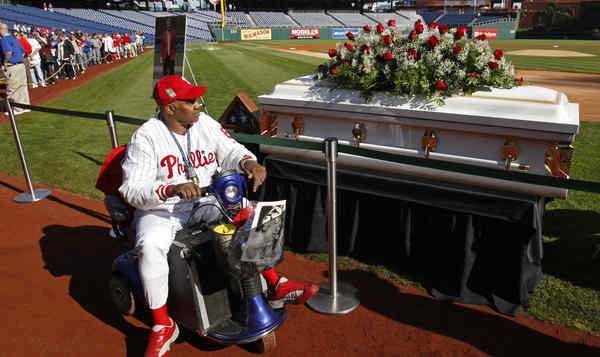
[258,75,579,136]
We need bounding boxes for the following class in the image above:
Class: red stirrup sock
[151,304,171,326]
[262,268,279,287]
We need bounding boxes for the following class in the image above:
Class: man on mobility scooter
[115,76,318,357]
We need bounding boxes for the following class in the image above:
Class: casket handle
[421,130,437,159]
[501,140,519,171]
[545,143,573,179]
[259,111,278,136]
[292,116,304,139]
[352,122,367,147]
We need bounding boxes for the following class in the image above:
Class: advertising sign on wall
[473,29,498,39]
[333,28,359,39]
[241,28,272,40]
[290,28,320,39]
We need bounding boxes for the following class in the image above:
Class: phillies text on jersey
[119,113,256,212]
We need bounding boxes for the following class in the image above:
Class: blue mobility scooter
[103,168,286,353]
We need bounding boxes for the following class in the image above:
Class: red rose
[409,30,416,40]
[383,52,393,61]
[363,25,371,33]
[488,61,499,70]
[345,42,355,51]
[436,80,447,92]
[428,21,438,30]
[476,34,486,41]
[439,24,448,35]
[455,26,467,40]
[388,19,396,27]
[384,35,392,45]
[328,49,337,58]
[453,45,462,55]
[469,73,477,77]
[407,49,417,59]
[415,21,424,34]
[494,49,503,60]
[429,35,439,48]
[361,44,371,54]
[515,77,524,83]
[377,23,385,33]
[343,61,350,67]
[347,31,355,40]
[331,67,340,74]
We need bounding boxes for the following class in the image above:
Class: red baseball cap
[152,76,207,106]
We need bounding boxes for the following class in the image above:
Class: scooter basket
[226,201,286,277]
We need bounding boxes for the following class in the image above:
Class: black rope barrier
[12,103,145,125]
[8,102,600,194]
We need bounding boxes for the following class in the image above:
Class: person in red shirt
[159,18,176,76]
[15,31,32,55]
[112,33,121,60]
[14,31,33,88]
[123,32,132,58]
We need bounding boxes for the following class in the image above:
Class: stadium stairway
[0,5,129,36]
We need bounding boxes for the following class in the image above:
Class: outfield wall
[208,23,517,42]
[471,21,518,40]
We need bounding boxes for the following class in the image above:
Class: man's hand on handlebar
[243,160,267,192]
[168,182,204,200]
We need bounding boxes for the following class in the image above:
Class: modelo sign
[290,28,320,39]
[473,29,498,39]
[241,28,272,40]
[333,28,359,39]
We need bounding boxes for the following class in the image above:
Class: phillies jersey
[119,113,256,212]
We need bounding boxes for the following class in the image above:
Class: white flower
[320,23,521,103]
[481,68,492,80]
[435,59,455,78]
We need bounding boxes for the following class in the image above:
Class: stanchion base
[15,189,51,203]
[307,281,360,315]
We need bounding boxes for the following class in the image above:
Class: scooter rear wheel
[256,331,276,353]
[109,273,136,315]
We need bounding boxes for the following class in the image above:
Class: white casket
[257,76,579,199]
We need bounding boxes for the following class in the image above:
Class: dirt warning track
[2,172,600,356]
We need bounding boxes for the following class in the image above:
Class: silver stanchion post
[104,109,120,239]
[105,110,118,149]
[5,100,51,203]
[307,137,360,314]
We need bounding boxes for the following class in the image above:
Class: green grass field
[1,39,600,334]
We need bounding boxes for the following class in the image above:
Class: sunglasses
[177,98,203,106]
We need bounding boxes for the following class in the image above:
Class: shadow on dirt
[38,224,227,356]
[337,269,600,357]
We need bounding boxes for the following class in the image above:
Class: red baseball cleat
[145,318,179,357]
[268,277,319,309]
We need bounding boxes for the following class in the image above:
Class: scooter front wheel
[109,273,136,315]
[256,331,276,353]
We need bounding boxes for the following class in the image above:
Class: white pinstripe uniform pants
[135,208,189,309]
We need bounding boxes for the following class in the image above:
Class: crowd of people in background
[1,21,145,115]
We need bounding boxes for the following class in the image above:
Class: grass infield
[1,39,599,334]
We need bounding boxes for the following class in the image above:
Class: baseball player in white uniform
[119,76,318,357]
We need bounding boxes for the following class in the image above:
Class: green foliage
[533,3,576,32]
